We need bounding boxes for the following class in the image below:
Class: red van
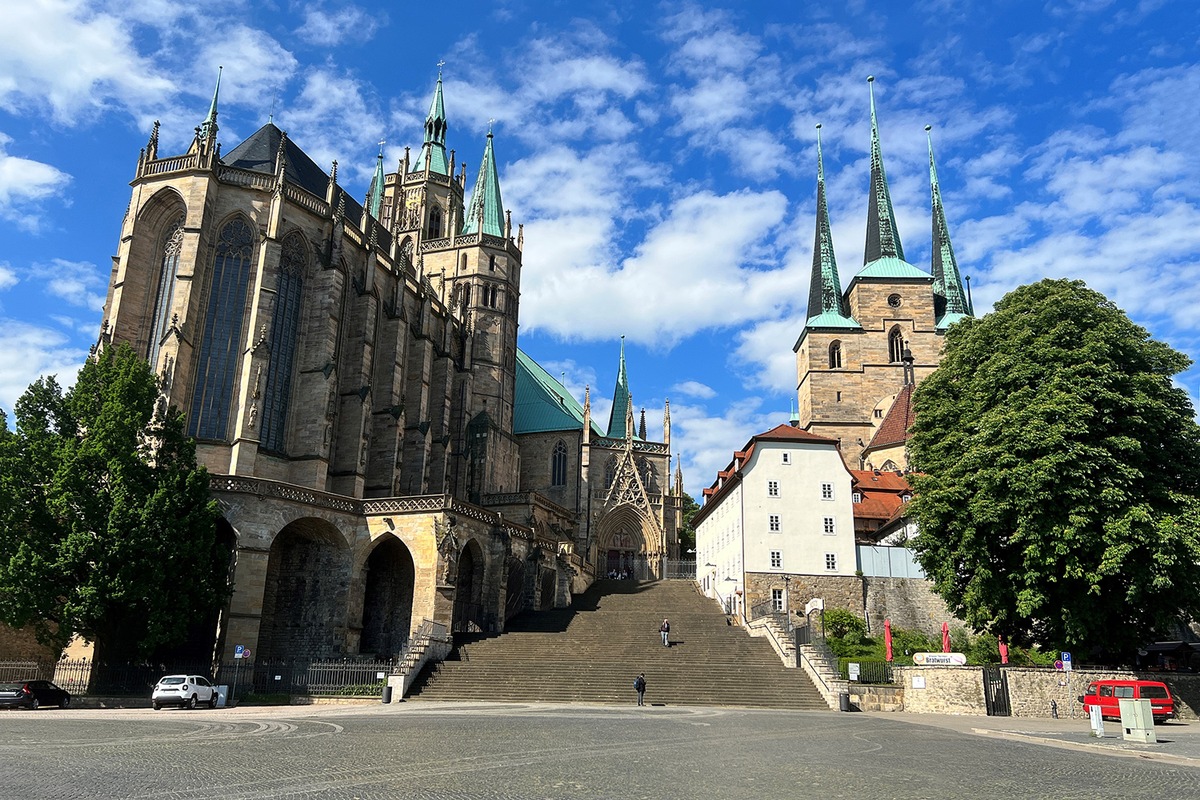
[1078,680,1174,723]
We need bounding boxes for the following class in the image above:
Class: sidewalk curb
[970,727,1200,769]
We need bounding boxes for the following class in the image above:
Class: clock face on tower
[887,293,902,308]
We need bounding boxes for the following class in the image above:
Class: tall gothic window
[828,340,842,369]
[551,440,568,487]
[148,214,185,369]
[604,456,618,488]
[260,233,306,454]
[888,326,904,363]
[399,237,414,271]
[188,218,255,440]
[428,206,443,239]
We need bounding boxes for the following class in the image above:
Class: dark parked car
[0,680,72,710]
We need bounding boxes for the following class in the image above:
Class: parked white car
[152,675,217,710]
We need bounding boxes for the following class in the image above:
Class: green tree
[0,344,226,660]
[908,279,1200,655]
[677,491,699,554]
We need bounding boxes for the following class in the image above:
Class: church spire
[606,336,632,439]
[864,76,905,266]
[461,124,506,237]
[927,125,972,328]
[806,123,859,329]
[200,66,222,145]
[367,139,386,220]
[412,66,449,175]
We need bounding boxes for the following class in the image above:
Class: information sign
[912,652,967,666]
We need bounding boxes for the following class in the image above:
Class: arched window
[604,456,618,488]
[260,233,306,454]
[428,206,443,239]
[188,217,255,440]
[551,440,568,487]
[828,340,842,369]
[489,254,496,272]
[399,237,414,271]
[460,253,467,272]
[148,214,185,368]
[888,326,904,363]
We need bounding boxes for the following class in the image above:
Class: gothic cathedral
[794,78,972,471]
[97,70,680,662]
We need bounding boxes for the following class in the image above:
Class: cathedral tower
[794,78,970,470]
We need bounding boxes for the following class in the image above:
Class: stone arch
[358,535,415,658]
[595,504,656,579]
[258,517,352,661]
[127,187,188,362]
[452,538,486,633]
[505,556,527,621]
[539,567,556,610]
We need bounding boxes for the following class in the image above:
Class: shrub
[822,608,866,639]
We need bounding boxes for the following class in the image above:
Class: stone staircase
[407,579,829,710]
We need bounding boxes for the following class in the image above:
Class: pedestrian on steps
[660,618,670,647]
[634,673,646,706]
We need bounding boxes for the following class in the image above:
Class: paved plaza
[0,701,1197,799]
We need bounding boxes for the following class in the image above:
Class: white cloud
[671,380,716,399]
[195,26,299,112]
[0,319,86,415]
[295,4,381,47]
[41,259,107,310]
[0,262,19,292]
[0,0,175,123]
[0,133,71,231]
[277,68,385,183]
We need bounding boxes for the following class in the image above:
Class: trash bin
[839,691,850,712]
[381,685,393,704]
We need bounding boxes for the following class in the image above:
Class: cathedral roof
[514,349,604,436]
[222,123,364,221]
[461,131,506,237]
[927,126,973,329]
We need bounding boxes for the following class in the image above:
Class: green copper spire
[461,126,506,237]
[412,66,449,175]
[927,125,971,328]
[200,66,222,141]
[864,76,905,266]
[606,336,633,439]
[367,140,385,220]
[806,123,860,329]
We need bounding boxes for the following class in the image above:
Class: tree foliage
[908,279,1200,655]
[677,491,700,554]
[0,344,226,659]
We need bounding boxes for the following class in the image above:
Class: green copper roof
[927,127,972,327]
[935,311,971,330]
[862,76,906,270]
[367,146,385,220]
[514,349,604,435]
[411,74,449,175]
[606,338,635,439]
[806,124,860,331]
[856,256,930,279]
[200,66,222,140]
[461,131,506,237]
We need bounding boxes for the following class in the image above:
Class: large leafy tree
[677,491,700,554]
[0,344,226,660]
[908,279,1200,655]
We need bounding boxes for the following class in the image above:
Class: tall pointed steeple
[367,140,386,220]
[461,124,506,237]
[864,75,904,266]
[411,66,449,175]
[606,336,632,439]
[927,125,972,328]
[806,123,859,329]
[200,66,222,145]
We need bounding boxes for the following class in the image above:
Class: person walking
[660,618,670,647]
[634,673,646,706]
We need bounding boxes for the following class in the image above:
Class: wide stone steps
[408,579,829,710]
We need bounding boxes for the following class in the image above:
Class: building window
[828,340,842,369]
[875,408,884,418]
[551,440,568,487]
[823,517,836,535]
[148,214,185,369]
[825,553,837,571]
[769,515,780,532]
[836,391,842,402]
[781,452,791,464]
[189,217,255,440]
[767,480,779,497]
[888,326,904,363]
[260,233,306,454]
[901,493,912,502]
[489,254,496,271]
[852,492,862,503]
[770,551,782,569]
[821,482,834,500]
[772,588,784,612]
[428,206,443,239]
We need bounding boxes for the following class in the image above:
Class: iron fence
[838,658,895,685]
[662,559,697,580]
[247,658,397,697]
[0,660,47,682]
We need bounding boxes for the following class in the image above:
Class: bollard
[1050,699,1058,719]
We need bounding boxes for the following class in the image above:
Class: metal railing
[248,658,397,697]
[839,658,895,685]
[662,559,697,580]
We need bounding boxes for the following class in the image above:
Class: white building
[694,424,858,620]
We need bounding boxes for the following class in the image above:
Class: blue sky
[1,0,1198,495]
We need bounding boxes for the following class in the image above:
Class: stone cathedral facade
[97,72,680,663]
[794,78,972,471]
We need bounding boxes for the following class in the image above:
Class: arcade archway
[452,539,486,633]
[360,536,415,658]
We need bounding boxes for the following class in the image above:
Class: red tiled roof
[849,469,912,491]
[756,423,838,443]
[865,383,915,451]
[850,470,913,523]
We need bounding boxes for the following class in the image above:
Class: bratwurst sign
[913,652,968,666]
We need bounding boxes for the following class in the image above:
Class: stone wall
[892,666,986,715]
[863,577,954,638]
[0,623,59,664]
[744,572,863,621]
